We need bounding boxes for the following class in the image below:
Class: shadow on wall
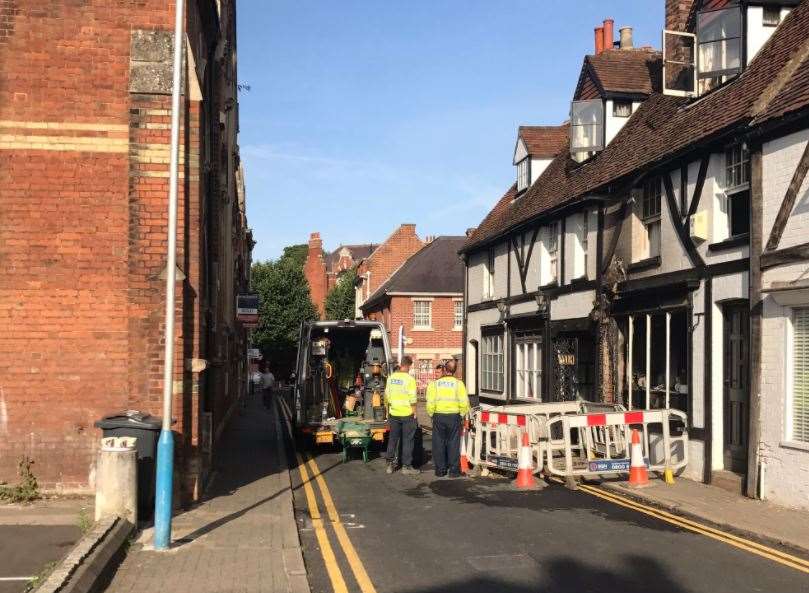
[399,554,693,593]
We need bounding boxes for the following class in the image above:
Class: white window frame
[696,4,743,95]
[412,299,432,330]
[547,222,560,284]
[788,308,809,444]
[724,143,750,239]
[483,248,495,300]
[663,30,697,97]
[578,212,589,279]
[570,99,605,159]
[517,158,530,192]
[613,100,632,118]
[481,330,505,393]
[763,6,782,27]
[453,299,463,330]
[515,336,542,400]
[642,178,662,259]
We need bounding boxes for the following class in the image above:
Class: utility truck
[292,320,392,451]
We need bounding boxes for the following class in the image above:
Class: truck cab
[293,320,392,445]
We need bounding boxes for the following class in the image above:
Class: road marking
[295,453,349,593]
[0,577,34,581]
[579,484,809,574]
[305,454,378,593]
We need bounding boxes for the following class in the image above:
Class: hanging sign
[237,294,260,326]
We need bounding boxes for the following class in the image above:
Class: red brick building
[0,0,251,503]
[360,237,466,392]
[302,233,377,317]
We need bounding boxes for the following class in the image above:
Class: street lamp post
[153,0,186,551]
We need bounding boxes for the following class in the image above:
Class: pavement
[0,497,90,593]
[103,394,308,593]
[292,430,809,593]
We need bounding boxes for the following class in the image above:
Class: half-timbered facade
[461,0,809,510]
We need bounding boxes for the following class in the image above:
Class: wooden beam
[601,201,628,276]
[521,226,539,294]
[760,241,809,269]
[664,172,705,270]
[765,139,809,252]
[686,155,710,221]
[510,235,527,294]
[748,147,764,498]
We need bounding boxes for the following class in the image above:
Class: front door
[723,303,749,473]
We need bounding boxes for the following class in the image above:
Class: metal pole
[153,0,185,551]
[665,312,671,410]
[645,314,651,410]
[628,315,634,410]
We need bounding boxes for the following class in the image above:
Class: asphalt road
[289,434,809,593]
[0,525,81,593]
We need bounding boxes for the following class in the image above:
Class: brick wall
[356,224,423,303]
[304,232,328,317]
[0,0,248,502]
[665,0,696,32]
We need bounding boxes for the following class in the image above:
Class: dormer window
[517,158,530,192]
[570,99,604,161]
[613,100,632,118]
[697,2,742,94]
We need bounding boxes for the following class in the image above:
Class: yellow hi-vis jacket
[426,376,469,416]
[384,371,417,417]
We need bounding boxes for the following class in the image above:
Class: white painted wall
[746,6,792,65]
[551,290,595,321]
[530,158,553,184]
[604,100,642,145]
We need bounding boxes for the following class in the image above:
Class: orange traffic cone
[514,432,539,489]
[628,429,650,488]
[460,419,470,475]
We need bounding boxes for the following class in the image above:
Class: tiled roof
[519,125,569,158]
[325,244,377,269]
[463,1,809,253]
[361,237,465,311]
[575,49,662,98]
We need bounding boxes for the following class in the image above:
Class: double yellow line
[296,452,378,593]
[578,484,809,574]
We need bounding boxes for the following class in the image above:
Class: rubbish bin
[95,411,162,519]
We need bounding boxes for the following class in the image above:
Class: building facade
[0,0,251,504]
[361,237,466,392]
[462,0,809,510]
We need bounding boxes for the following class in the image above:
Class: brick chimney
[603,19,614,51]
[666,0,696,32]
[303,232,327,317]
[594,26,605,55]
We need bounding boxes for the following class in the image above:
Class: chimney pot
[603,19,615,51]
[619,26,634,50]
[594,26,605,55]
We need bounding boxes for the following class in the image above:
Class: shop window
[481,329,504,393]
[515,333,542,400]
[642,178,662,259]
[791,308,809,443]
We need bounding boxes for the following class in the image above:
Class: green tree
[250,255,319,377]
[325,268,358,320]
[280,243,310,269]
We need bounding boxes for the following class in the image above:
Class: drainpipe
[154,0,186,552]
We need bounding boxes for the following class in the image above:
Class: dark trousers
[386,416,416,467]
[432,413,461,475]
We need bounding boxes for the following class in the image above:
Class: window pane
[699,38,741,77]
[570,100,604,152]
[697,6,741,43]
[729,191,750,237]
[793,309,809,443]
[648,221,661,258]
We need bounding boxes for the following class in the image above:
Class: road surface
[288,430,809,593]
[0,525,81,593]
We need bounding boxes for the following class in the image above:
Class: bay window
[481,329,505,393]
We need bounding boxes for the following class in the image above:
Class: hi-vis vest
[384,371,417,417]
[426,377,469,416]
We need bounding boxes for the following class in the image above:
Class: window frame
[570,99,605,159]
[453,299,464,331]
[547,222,560,283]
[763,6,782,27]
[642,178,663,259]
[788,308,809,444]
[579,212,589,278]
[696,3,744,94]
[514,332,542,400]
[412,299,433,330]
[516,158,530,193]
[481,327,505,394]
[724,143,751,240]
[613,100,633,118]
[483,248,496,300]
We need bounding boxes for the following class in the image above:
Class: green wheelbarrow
[336,419,373,463]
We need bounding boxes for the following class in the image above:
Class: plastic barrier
[465,402,688,480]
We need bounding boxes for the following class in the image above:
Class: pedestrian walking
[426,359,469,478]
[384,355,419,475]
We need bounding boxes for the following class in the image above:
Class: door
[723,303,749,473]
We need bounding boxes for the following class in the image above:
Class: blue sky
[238,1,663,262]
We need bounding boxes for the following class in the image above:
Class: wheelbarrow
[336,419,372,463]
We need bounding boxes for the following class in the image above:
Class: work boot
[401,465,420,475]
[386,463,395,474]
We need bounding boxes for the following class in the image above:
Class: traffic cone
[459,419,470,475]
[514,432,539,490]
[627,429,650,488]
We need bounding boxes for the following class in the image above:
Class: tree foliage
[280,244,309,269]
[250,250,318,377]
[325,268,358,321]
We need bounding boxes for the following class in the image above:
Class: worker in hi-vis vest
[426,358,469,478]
[384,355,420,475]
